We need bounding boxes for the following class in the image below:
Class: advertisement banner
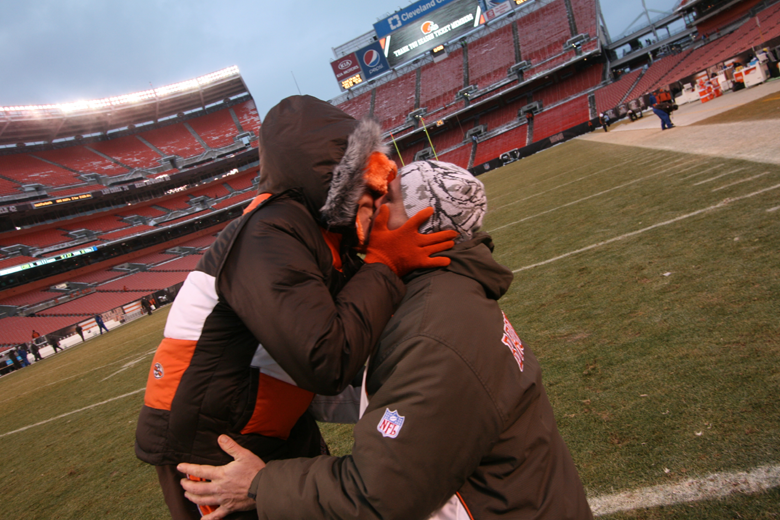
[330,53,362,83]
[374,0,459,39]
[355,41,392,80]
[382,0,482,67]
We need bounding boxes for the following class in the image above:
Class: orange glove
[364,206,458,278]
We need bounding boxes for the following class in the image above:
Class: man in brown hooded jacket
[135,97,456,519]
[179,161,593,520]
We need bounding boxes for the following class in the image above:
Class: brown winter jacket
[135,96,405,467]
[250,234,593,519]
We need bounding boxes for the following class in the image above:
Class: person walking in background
[141,298,153,316]
[94,314,109,335]
[31,330,40,341]
[49,335,62,354]
[649,90,674,130]
[10,348,23,371]
[74,324,85,342]
[30,342,42,362]
[599,112,610,132]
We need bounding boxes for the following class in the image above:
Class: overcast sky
[1,0,679,118]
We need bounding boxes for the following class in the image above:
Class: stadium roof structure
[0,66,250,147]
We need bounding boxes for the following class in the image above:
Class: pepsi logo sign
[421,21,439,35]
[338,60,354,70]
[363,50,381,68]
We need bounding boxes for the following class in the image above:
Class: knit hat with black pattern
[399,160,486,244]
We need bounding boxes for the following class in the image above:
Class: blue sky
[1,0,680,117]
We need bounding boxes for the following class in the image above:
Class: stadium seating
[516,0,572,67]
[35,291,153,315]
[159,210,209,227]
[373,72,418,131]
[211,191,256,210]
[187,108,241,149]
[225,170,258,191]
[468,24,517,91]
[0,289,60,308]
[116,204,168,218]
[175,234,218,249]
[2,316,87,345]
[437,145,472,170]
[43,185,95,197]
[477,99,529,131]
[0,178,22,196]
[570,0,597,37]
[35,146,129,177]
[594,68,643,113]
[419,48,466,119]
[66,269,126,285]
[534,64,602,107]
[532,96,590,142]
[232,100,262,135]
[60,214,129,233]
[0,153,81,187]
[88,135,164,171]
[335,90,372,121]
[0,227,71,248]
[149,255,201,271]
[127,251,180,266]
[97,271,189,292]
[141,123,206,159]
[156,194,192,211]
[473,125,528,165]
[185,182,232,200]
[98,225,156,242]
[625,52,692,99]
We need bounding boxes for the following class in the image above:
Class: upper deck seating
[66,269,126,285]
[0,177,22,196]
[468,24,517,91]
[419,48,466,119]
[232,100,262,135]
[141,123,206,159]
[155,194,192,212]
[225,171,257,191]
[97,271,189,292]
[626,52,691,98]
[0,153,81,187]
[185,182,232,200]
[60,214,129,233]
[175,234,218,249]
[437,146,472,170]
[187,108,240,149]
[35,146,128,177]
[127,251,180,266]
[517,1,572,67]
[116,204,168,219]
[88,135,163,171]
[570,0,597,37]
[373,73,417,131]
[337,91,373,121]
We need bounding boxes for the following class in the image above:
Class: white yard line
[675,163,725,179]
[589,464,780,516]
[490,155,663,212]
[768,205,780,212]
[0,387,145,438]
[512,183,780,273]
[693,168,749,186]
[489,161,696,233]
[712,172,771,192]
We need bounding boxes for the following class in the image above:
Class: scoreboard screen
[381,0,483,68]
[341,72,364,90]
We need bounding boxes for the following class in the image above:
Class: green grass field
[1,116,778,518]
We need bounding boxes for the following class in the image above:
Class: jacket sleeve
[250,337,504,520]
[218,205,406,396]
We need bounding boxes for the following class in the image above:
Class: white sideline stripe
[490,155,663,212]
[489,160,695,233]
[589,464,780,516]
[768,205,780,212]
[712,172,770,192]
[693,168,748,186]
[0,388,145,438]
[512,183,780,273]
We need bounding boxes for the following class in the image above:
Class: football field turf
[1,98,778,519]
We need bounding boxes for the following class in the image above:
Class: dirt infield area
[580,80,780,166]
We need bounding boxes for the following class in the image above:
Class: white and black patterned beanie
[400,160,486,243]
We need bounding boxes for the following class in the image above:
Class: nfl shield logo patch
[377,408,405,438]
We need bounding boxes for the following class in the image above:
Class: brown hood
[257,95,386,228]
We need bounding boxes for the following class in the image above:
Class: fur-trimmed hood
[256,95,386,229]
